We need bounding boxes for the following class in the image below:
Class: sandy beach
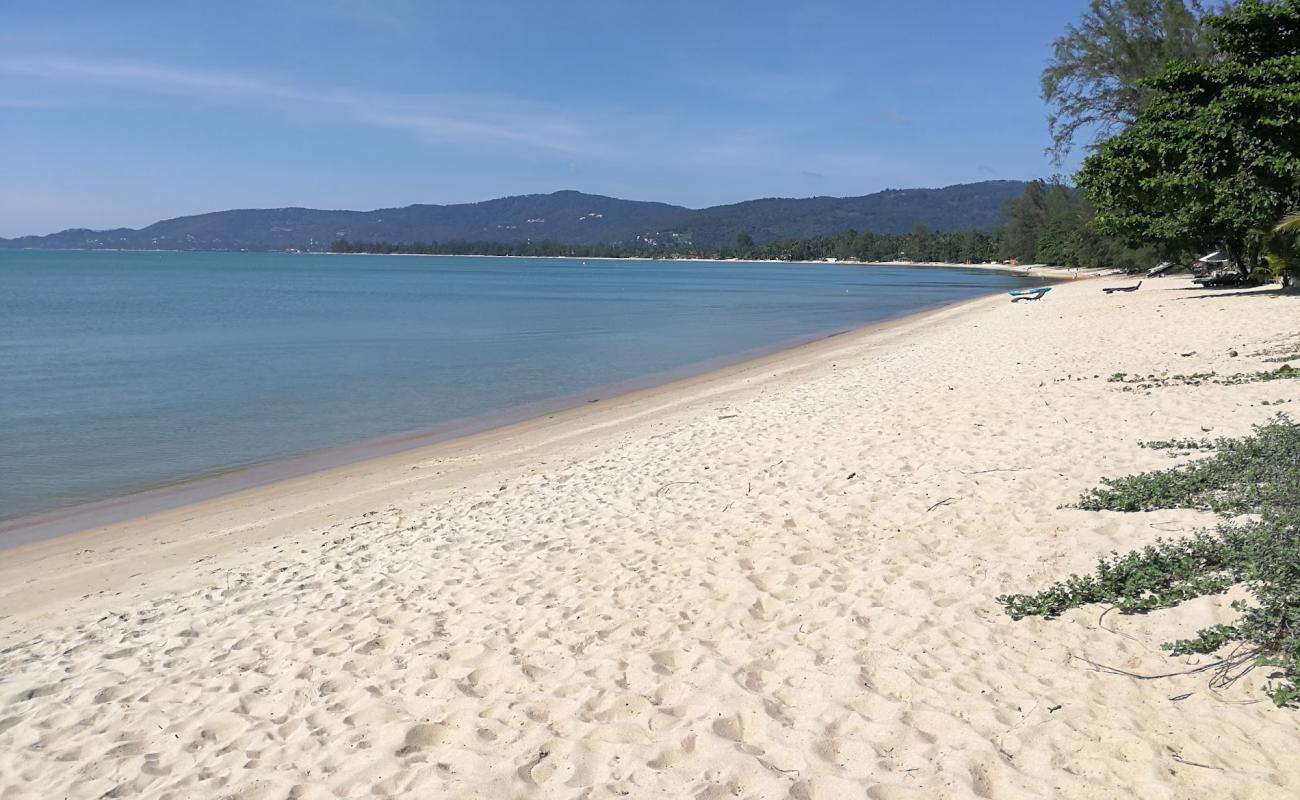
[2,276,1297,799]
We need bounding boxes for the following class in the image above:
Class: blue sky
[1,1,1090,237]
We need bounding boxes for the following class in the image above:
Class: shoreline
[0,291,1008,637]
[329,249,1092,278]
[4,246,1092,280]
[0,275,1051,550]
[2,275,1297,798]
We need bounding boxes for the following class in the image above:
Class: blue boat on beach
[1009,286,1052,301]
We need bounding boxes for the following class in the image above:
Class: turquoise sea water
[0,251,1038,527]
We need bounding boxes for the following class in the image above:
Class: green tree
[735,231,755,257]
[1002,178,1156,268]
[909,223,933,261]
[1043,0,1216,162]
[1003,178,1090,264]
[1078,0,1300,275]
[1264,212,1300,286]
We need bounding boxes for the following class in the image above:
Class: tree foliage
[1001,178,1156,268]
[1077,0,1300,273]
[331,227,1006,264]
[1263,220,1300,285]
[1042,0,1216,162]
[753,227,1001,264]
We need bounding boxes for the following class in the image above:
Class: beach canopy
[1197,250,1229,263]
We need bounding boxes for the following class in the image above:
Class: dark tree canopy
[1077,0,1300,271]
[1210,0,1300,60]
[1042,0,1216,162]
[1001,178,1155,268]
[330,226,1007,265]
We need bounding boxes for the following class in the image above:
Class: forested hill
[664,182,1026,246]
[0,181,1026,252]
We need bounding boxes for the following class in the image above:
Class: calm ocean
[0,251,1038,529]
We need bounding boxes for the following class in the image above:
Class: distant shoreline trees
[328,228,1006,264]
[331,225,1015,264]
[1002,178,1157,269]
[330,180,1158,270]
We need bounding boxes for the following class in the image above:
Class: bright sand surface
[1,276,1297,799]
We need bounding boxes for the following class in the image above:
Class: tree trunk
[1224,239,1252,278]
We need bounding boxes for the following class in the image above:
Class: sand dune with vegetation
[2,276,1298,799]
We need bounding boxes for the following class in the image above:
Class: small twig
[1148,522,1186,532]
[926,497,956,512]
[1007,700,1040,732]
[1097,606,1157,652]
[1071,653,1224,680]
[963,467,1029,475]
[1206,644,1265,691]
[1206,688,1264,706]
[1169,750,1222,771]
[655,481,700,497]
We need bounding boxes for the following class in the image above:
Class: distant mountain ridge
[0,181,1027,252]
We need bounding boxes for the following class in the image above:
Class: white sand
[1,277,1297,799]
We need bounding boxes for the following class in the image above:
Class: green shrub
[1000,416,1300,707]
[1106,366,1298,389]
[1077,415,1300,513]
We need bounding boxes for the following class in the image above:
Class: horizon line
[1,179,1029,240]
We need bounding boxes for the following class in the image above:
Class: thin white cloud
[0,56,588,153]
[2,57,285,96]
[0,54,897,190]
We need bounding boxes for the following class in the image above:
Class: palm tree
[1268,213,1300,287]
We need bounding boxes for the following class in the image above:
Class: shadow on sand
[1172,285,1296,300]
